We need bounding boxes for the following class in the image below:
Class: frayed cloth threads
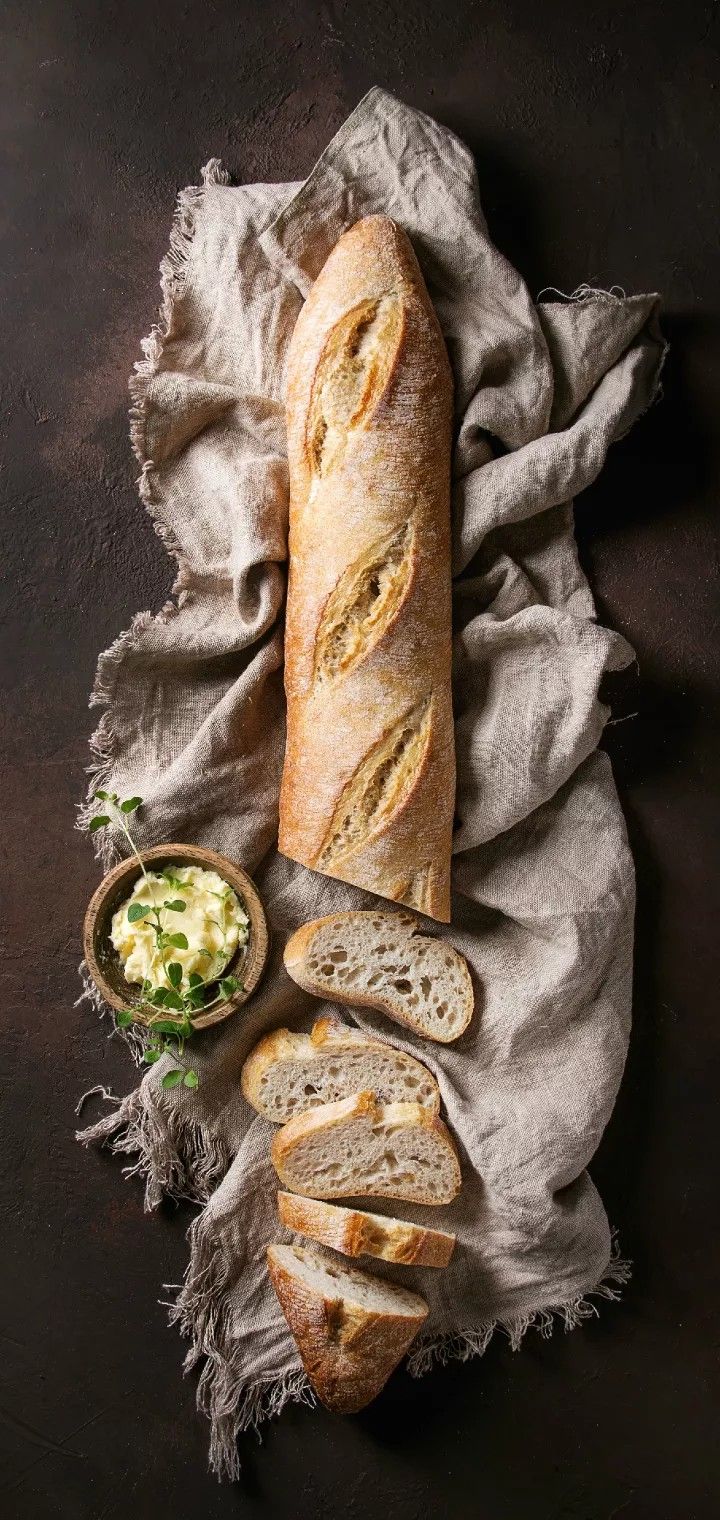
[536,282,628,303]
[75,959,147,1062]
[75,87,663,1480]
[78,159,229,861]
[76,1079,632,1484]
[208,1373,315,1483]
[75,1083,230,1213]
[406,1237,631,1375]
[167,1209,629,1481]
[166,1207,315,1481]
[128,155,230,478]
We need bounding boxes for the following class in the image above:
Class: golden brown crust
[267,1244,428,1412]
[279,216,455,923]
[277,1193,456,1268]
[282,910,474,1045]
[270,1090,462,1205]
[240,1014,441,1118]
[240,1025,302,1107]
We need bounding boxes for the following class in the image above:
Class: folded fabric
[77,88,665,1480]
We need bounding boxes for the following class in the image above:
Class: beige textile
[78,89,665,1480]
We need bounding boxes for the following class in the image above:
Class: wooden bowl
[83,843,269,1031]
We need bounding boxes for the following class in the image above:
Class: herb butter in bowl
[83,843,269,1032]
[112,865,248,993]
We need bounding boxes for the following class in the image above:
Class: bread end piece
[267,1241,428,1412]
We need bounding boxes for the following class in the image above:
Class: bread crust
[270,1090,462,1205]
[277,1192,456,1268]
[283,910,474,1044]
[267,1243,428,1412]
[279,216,455,923]
[240,1014,440,1117]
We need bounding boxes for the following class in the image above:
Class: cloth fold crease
[78,88,664,1479]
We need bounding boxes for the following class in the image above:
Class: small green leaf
[167,961,183,989]
[186,988,206,1010]
[183,1070,199,1088]
[115,1009,134,1027]
[142,979,153,994]
[94,790,110,802]
[89,815,110,832]
[161,1069,184,1090]
[167,932,188,950]
[188,972,204,988]
[163,899,187,913]
[148,1017,187,1035]
[219,976,239,999]
[144,1047,162,1064]
[163,990,184,1013]
[197,947,213,960]
[148,987,170,1006]
[127,902,151,924]
[120,796,143,813]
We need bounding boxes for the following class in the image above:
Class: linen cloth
[78,88,665,1480]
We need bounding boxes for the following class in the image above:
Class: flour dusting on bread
[279,216,454,921]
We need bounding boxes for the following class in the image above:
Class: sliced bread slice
[277,1192,456,1268]
[283,911,473,1043]
[270,1090,461,1205]
[267,1242,428,1412]
[241,1016,440,1122]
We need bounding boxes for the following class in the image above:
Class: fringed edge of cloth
[406,1233,631,1374]
[166,1218,630,1483]
[166,1208,316,1482]
[75,958,147,1062]
[128,155,230,512]
[75,1082,230,1213]
[76,157,231,864]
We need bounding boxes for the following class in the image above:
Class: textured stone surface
[1,1,718,1516]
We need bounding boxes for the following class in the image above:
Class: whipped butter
[111,864,248,990]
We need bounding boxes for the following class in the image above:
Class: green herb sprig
[88,793,243,1089]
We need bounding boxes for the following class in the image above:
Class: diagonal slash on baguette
[278,216,455,922]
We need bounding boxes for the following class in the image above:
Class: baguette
[267,1242,428,1412]
[277,1192,456,1268]
[270,1090,461,1205]
[283,910,474,1043]
[278,215,455,923]
[241,1015,440,1121]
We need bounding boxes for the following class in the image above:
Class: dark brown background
[1,2,718,1517]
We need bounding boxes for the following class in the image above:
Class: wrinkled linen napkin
[77,88,665,1480]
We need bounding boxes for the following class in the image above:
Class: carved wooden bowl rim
[82,843,269,1030]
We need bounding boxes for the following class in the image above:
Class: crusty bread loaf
[277,1192,456,1268]
[241,1015,440,1121]
[278,215,455,923]
[267,1242,428,1412]
[283,910,474,1043]
[270,1090,461,1205]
